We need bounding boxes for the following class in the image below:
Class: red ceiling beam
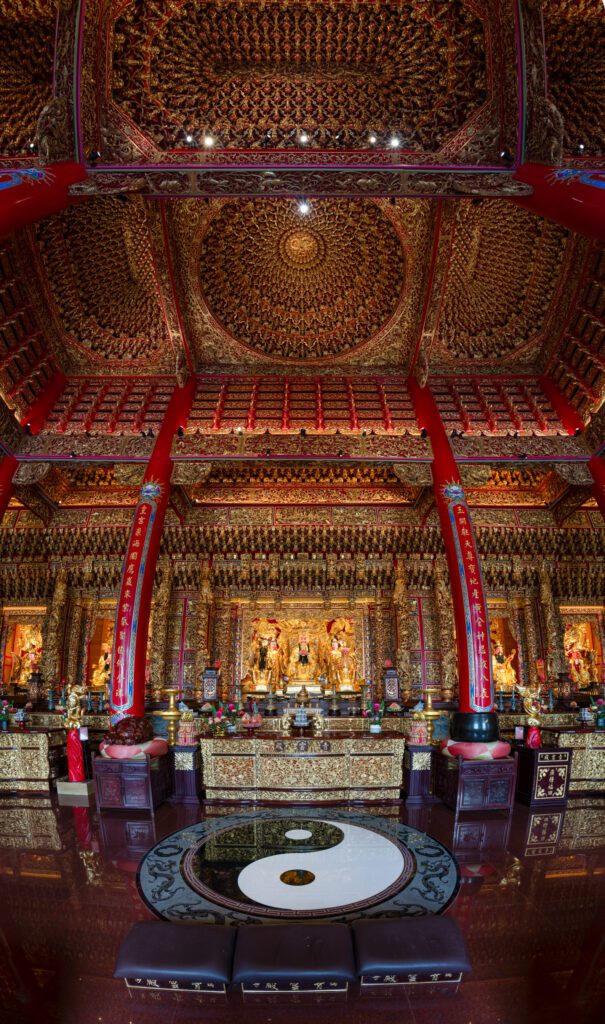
[0,163,87,239]
[514,163,605,241]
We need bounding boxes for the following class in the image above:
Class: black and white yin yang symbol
[137,811,459,922]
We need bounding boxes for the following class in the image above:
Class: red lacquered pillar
[513,163,605,241]
[110,378,196,722]
[588,455,605,522]
[0,162,87,239]
[409,378,498,744]
[0,454,17,523]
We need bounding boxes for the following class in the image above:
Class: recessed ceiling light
[299,132,309,144]
[368,134,377,145]
[203,135,215,148]
[185,134,194,144]
[298,200,310,215]
[389,135,401,149]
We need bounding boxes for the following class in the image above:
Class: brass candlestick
[153,686,182,747]
[419,691,443,746]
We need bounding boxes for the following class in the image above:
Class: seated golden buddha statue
[285,635,322,694]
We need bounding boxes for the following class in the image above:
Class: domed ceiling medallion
[197,199,406,362]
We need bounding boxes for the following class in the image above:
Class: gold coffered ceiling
[109,0,488,155]
[197,198,406,361]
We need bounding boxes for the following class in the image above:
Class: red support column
[0,454,17,523]
[538,375,585,436]
[110,378,196,722]
[20,371,66,435]
[588,455,605,522]
[0,163,87,239]
[513,163,605,241]
[408,378,499,746]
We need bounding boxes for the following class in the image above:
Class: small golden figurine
[515,682,541,726]
[515,682,542,749]
[64,681,86,730]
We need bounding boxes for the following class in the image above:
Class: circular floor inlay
[138,811,460,924]
[284,828,313,841]
[280,869,315,886]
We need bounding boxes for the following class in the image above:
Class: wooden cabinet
[92,754,172,811]
[514,745,571,807]
[435,754,517,815]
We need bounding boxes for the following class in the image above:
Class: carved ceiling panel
[106,0,489,157]
[28,196,174,370]
[432,200,577,367]
[170,196,433,368]
[197,198,405,360]
[543,0,605,158]
[0,2,54,156]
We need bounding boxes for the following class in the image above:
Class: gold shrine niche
[1,616,44,694]
[561,609,604,689]
[239,605,368,696]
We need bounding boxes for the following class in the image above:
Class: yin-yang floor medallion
[137,808,460,923]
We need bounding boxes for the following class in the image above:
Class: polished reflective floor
[0,795,604,1024]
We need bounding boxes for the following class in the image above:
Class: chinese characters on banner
[442,483,494,712]
[110,483,161,718]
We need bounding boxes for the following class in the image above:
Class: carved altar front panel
[200,734,405,802]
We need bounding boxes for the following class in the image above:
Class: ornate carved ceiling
[431,201,581,368]
[543,0,605,158]
[0,2,54,157]
[108,0,488,157]
[197,198,406,361]
[24,196,174,371]
[11,192,589,378]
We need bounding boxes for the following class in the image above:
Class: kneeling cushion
[114,921,235,993]
[233,923,356,993]
[441,738,511,761]
[353,916,471,987]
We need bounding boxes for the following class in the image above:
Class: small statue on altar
[64,681,86,730]
[90,643,112,692]
[515,682,542,749]
[491,641,517,692]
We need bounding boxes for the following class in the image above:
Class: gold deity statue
[286,634,318,689]
[324,634,358,693]
[564,624,598,688]
[491,640,517,692]
[90,643,112,692]
[249,634,284,692]
[64,681,86,729]
[9,627,42,691]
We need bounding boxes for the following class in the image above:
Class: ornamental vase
[596,710,605,732]
[369,722,382,735]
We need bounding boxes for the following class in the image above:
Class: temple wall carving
[0,546,604,699]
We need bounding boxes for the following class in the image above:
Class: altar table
[200,732,406,802]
